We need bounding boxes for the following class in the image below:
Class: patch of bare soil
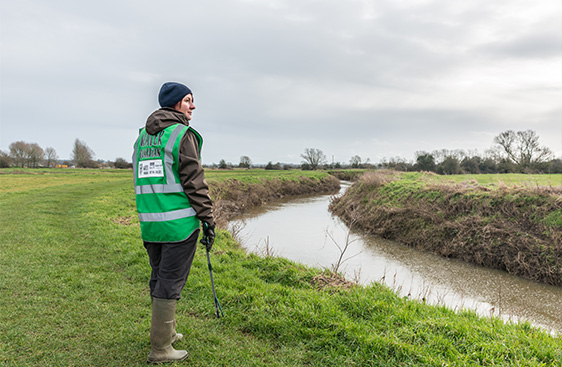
[311,273,357,291]
[111,216,133,226]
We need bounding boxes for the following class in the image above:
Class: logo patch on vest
[138,160,164,178]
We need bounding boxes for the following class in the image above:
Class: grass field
[205,168,333,184]
[416,172,562,188]
[1,169,561,366]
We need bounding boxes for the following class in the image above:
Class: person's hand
[201,222,215,251]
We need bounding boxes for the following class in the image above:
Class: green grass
[376,172,562,213]
[367,172,562,208]
[1,169,561,366]
[0,168,332,194]
[205,168,332,184]
[411,172,562,188]
[0,168,131,193]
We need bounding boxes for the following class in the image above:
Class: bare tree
[239,155,252,168]
[9,141,30,167]
[45,147,58,167]
[27,143,44,168]
[494,131,517,161]
[71,139,95,168]
[431,149,466,165]
[384,156,411,171]
[0,150,11,168]
[494,130,552,171]
[8,141,45,168]
[218,159,228,169]
[301,148,326,170]
[517,130,552,168]
[349,155,370,168]
[349,155,359,167]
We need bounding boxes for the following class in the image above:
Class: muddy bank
[329,171,562,286]
[326,169,364,181]
[211,174,340,226]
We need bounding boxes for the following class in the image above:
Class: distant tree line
[209,130,560,173]
[0,139,132,169]
[1,141,55,168]
[382,130,561,174]
[7,129,556,174]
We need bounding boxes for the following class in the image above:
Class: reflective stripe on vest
[138,207,197,222]
[135,183,183,195]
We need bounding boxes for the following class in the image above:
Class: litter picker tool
[201,232,224,318]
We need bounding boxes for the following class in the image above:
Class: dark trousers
[144,229,199,300]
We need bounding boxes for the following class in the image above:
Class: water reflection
[230,184,562,334]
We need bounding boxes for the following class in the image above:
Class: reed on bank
[0,169,560,366]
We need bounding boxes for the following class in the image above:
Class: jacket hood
[145,108,189,135]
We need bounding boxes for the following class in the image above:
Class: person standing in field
[133,82,215,364]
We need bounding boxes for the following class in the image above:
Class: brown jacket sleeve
[178,130,215,227]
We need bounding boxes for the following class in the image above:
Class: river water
[230,182,562,334]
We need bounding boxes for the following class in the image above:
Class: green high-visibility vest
[133,124,203,242]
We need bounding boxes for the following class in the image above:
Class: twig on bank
[326,209,362,275]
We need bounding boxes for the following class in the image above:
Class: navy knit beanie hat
[158,82,192,108]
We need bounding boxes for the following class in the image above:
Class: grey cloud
[478,30,561,59]
[1,0,559,163]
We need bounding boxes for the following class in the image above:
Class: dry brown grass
[357,170,396,187]
[110,216,133,226]
[311,272,357,292]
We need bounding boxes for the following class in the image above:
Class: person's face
[174,94,195,120]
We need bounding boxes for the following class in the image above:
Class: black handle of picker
[201,234,224,318]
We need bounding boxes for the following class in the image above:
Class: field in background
[421,172,562,188]
[0,168,333,194]
[205,168,332,183]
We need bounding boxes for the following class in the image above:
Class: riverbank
[1,169,560,366]
[330,171,562,286]
[206,169,341,225]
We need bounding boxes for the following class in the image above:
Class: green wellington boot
[152,297,183,345]
[171,319,183,345]
[147,298,188,364]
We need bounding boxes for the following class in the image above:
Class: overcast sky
[1,0,560,165]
